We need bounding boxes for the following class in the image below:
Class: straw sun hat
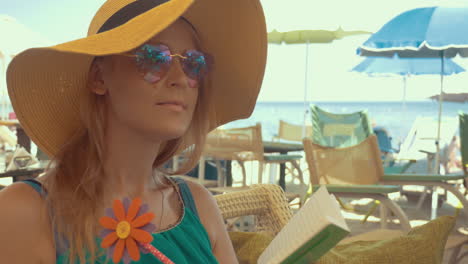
[6,0,267,157]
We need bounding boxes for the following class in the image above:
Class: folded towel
[6,146,39,171]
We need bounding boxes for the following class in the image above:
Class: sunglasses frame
[121,43,212,82]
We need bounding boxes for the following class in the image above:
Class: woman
[0,0,267,263]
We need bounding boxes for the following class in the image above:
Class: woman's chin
[143,126,189,142]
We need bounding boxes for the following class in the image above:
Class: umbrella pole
[402,75,407,114]
[302,41,310,138]
[434,52,444,175]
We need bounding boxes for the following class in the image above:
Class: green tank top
[23,177,219,264]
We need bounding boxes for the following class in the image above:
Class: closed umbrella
[269,28,371,135]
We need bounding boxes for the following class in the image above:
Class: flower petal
[131,212,155,228]
[126,237,140,261]
[122,250,131,264]
[99,216,118,230]
[99,228,113,239]
[107,243,115,262]
[123,197,130,213]
[126,197,142,222]
[136,203,149,217]
[105,207,116,220]
[141,223,156,234]
[113,239,125,264]
[101,232,118,248]
[113,199,126,221]
[131,228,153,243]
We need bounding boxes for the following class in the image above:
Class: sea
[223,101,468,146]
[2,100,467,149]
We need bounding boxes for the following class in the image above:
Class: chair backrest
[310,105,373,148]
[214,184,293,236]
[460,112,468,175]
[303,134,384,185]
[204,123,265,161]
[373,126,395,154]
[274,120,312,142]
[398,116,459,161]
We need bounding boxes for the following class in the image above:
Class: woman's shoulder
[0,171,54,230]
[0,180,53,262]
[177,177,221,230]
[178,177,217,206]
[0,180,47,218]
[0,178,51,230]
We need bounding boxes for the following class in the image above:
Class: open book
[258,187,350,264]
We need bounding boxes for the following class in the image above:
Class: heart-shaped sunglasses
[123,44,212,84]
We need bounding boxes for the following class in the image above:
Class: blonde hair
[42,54,212,263]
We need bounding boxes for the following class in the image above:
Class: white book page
[258,187,348,264]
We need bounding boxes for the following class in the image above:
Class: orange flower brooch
[99,197,174,264]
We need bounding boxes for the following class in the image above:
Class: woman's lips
[155,101,186,112]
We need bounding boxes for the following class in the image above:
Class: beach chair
[203,123,303,193]
[309,105,387,220]
[373,126,415,174]
[310,104,373,148]
[373,126,398,154]
[271,120,310,186]
[382,116,468,220]
[272,120,312,142]
[215,184,468,264]
[303,135,412,231]
[396,116,459,174]
[206,124,304,207]
[215,184,292,235]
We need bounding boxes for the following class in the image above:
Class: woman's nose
[165,58,187,87]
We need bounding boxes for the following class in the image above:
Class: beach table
[221,141,303,190]
[0,167,44,182]
[263,141,304,190]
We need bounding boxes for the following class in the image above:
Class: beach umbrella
[351,54,465,112]
[357,6,468,173]
[269,28,371,136]
[0,15,51,120]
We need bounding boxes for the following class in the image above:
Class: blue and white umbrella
[351,54,465,112]
[358,6,468,58]
[352,55,465,76]
[356,6,468,175]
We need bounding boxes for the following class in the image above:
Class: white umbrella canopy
[0,15,51,120]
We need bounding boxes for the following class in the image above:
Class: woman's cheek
[187,78,198,88]
[144,72,162,83]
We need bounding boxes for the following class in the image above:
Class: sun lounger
[382,116,467,220]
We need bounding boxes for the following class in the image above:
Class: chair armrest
[384,173,467,182]
[312,184,401,194]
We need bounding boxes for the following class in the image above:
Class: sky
[2,0,468,102]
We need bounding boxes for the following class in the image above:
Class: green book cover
[281,223,350,264]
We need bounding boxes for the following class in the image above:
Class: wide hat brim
[7,0,267,158]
